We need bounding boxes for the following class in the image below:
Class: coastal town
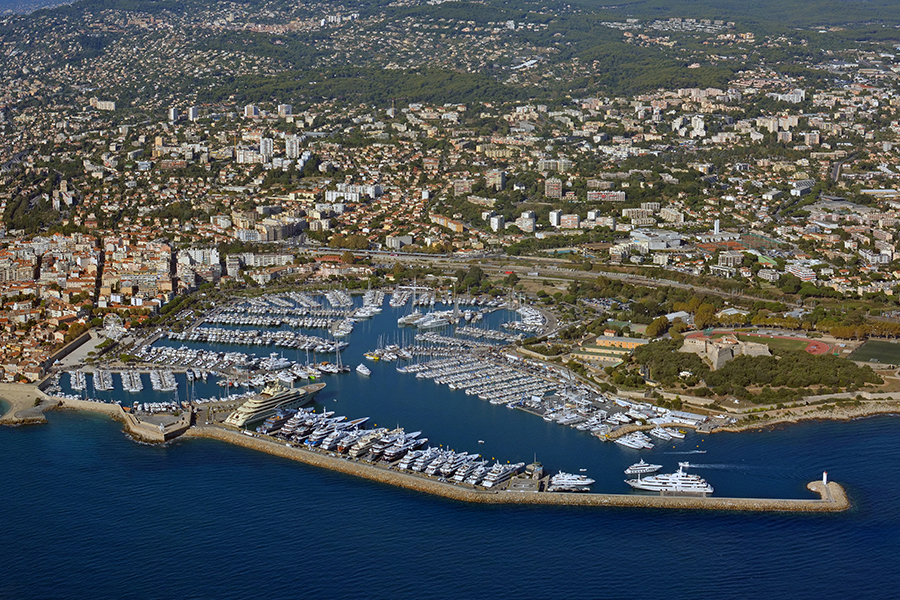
[6,1,900,598]
[0,0,900,497]
[3,67,900,389]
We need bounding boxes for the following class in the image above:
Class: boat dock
[185,425,850,513]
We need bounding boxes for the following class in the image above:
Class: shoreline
[4,379,897,439]
[712,401,900,434]
[0,383,51,425]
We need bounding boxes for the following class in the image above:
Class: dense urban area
[1,0,900,422]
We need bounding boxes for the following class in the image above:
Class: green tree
[694,303,717,330]
[645,315,670,338]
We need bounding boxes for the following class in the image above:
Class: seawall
[53,398,190,443]
[184,426,850,513]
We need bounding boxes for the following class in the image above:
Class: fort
[681,334,771,370]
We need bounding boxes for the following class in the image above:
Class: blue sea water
[5,298,900,599]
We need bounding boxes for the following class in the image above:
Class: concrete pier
[185,426,851,513]
[55,398,191,443]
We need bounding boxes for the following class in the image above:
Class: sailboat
[398,279,424,326]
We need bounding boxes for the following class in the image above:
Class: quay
[185,425,850,513]
[0,386,190,443]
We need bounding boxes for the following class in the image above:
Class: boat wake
[663,450,707,455]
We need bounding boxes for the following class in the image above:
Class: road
[289,243,772,305]
[831,152,855,183]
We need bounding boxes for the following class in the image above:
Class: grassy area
[710,332,811,352]
[848,340,900,365]
[736,334,810,353]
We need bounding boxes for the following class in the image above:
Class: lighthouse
[823,471,828,485]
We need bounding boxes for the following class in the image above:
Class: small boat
[356,364,371,377]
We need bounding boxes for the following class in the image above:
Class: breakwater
[185,426,850,513]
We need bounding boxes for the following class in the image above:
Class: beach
[0,383,51,425]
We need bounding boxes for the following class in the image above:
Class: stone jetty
[185,426,851,513]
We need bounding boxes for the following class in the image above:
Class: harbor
[4,287,858,509]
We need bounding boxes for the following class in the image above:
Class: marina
[23,287,850,505]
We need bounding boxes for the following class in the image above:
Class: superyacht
[624,459,663,475]
[548,472,595,492]
[224,382,326,428]
[625,462,714,496]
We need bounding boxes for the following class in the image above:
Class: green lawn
[705,332,811,352]
[735,334,810,352]
[847,340,900,365]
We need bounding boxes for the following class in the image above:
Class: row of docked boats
[364,344,414,362]
[132,400,182,414]
[204,314,339,329]
[324,289,354,309]
[501,306,546,334]
[92,369,114,392]
[400,356,557,405]
[455,325,520,343]
[362,288,385,309]
[330,319,354,337]
[413,331,494,349]
[121,370,145,393]
[253,406,526,489]
[184,369,209,383]
[137,345,258,372]
[389,287,505,309]
[614,426,687,450]
[149,369,178,392]
[167,326,348,353]
[236,291,322,311]
[68,370,87,391]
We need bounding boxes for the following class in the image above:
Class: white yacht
[356,364,371,377]
[481,462,524,488]
[649,426,673,441]
[548,472,595,492]
[666,428,686,439]
[625,462,713,496]
[624,459,663,475]
[224,382,325,428]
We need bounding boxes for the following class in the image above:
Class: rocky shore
[713,400,900,434]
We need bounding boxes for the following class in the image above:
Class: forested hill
[4,0,899,108]
[577,0,900,29]
[36,0,900,28]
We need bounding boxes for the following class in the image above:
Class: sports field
[699,331,833,355]
[847,340,900,364]
[735,334,810,352]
